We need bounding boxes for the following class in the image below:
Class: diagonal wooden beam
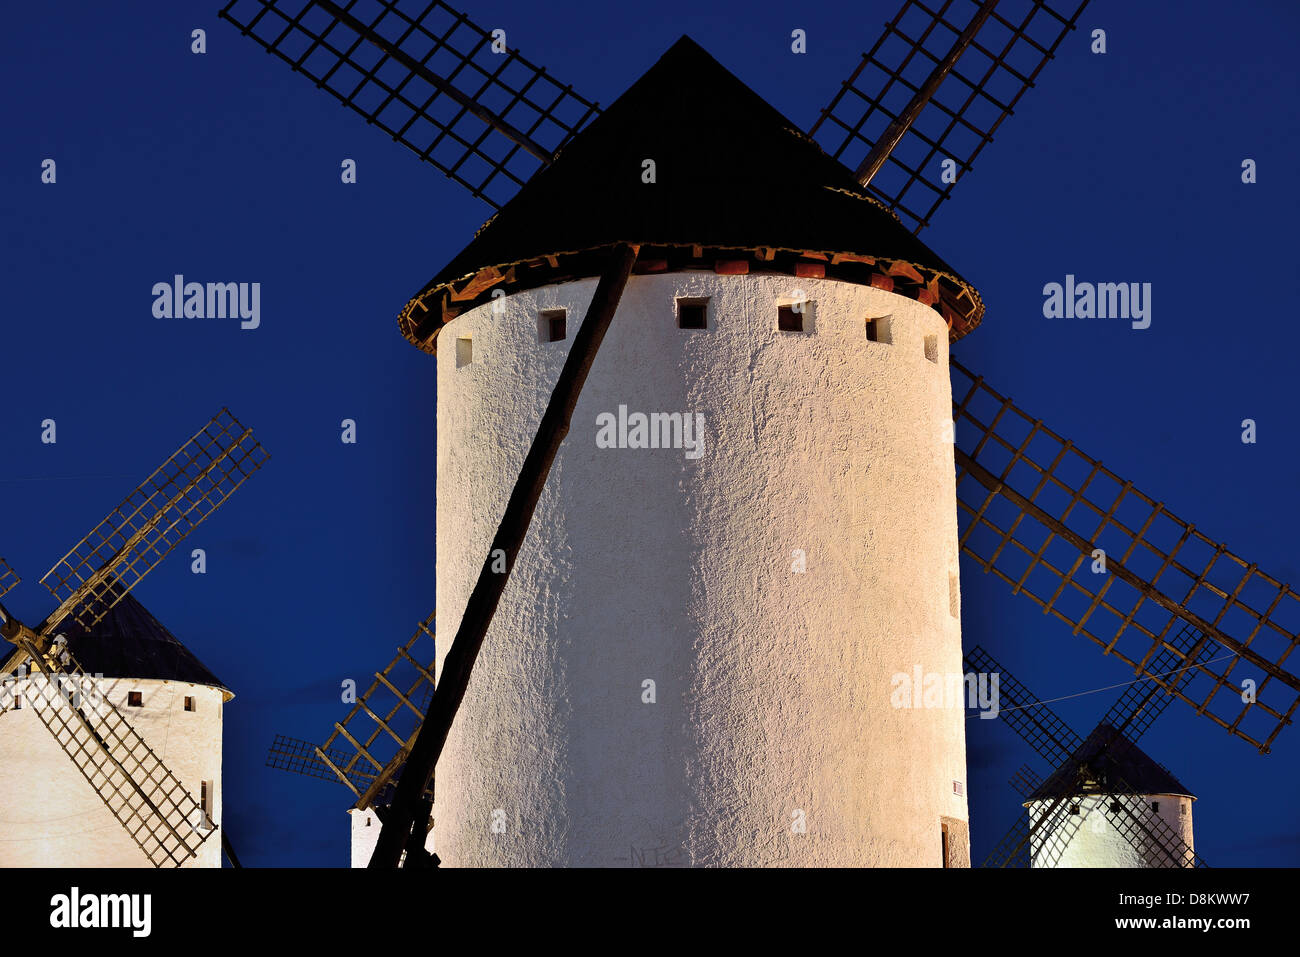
[369,243,640,867]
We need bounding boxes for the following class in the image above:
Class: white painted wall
[350,807,382,868]
[0,676,225,867]
[1026,793,1195,868]
[433,272,968,866]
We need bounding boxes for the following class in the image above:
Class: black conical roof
[3,584,231,699]
[1027,723,1194,802]
[400,35,983,353]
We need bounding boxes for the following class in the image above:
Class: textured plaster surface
[350,807,381,868]
[0,679,224,867]
[434,273,968,866]
[1027,793,1195,868]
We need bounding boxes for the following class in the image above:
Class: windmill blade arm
[267,734,378,796]
[38,410,268,634]
[965,643,1083,766]
[1097,623,1220,745]
[303,613,438,808]
[219,0,601,210]
[0,558,18,600]
[953,359,1300,753]
[809,0,1089,233]
[1008,763,1043,799]
[983,808,1033,868]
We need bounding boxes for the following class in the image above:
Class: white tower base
[433,272,969,867]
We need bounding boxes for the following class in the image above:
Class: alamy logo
[891,667,1001,718]
[1,666,107,717]
[596,406,706,459]
[1042,274,1151,329]
[152,275,260,329]
[49,887,151,937]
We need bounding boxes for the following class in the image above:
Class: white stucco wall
[350,807,382,868]
[0,676,225,867]
[433,271,968,867]
[1027,793,1195,868]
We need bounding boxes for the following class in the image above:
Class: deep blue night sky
[2,1,1297,866]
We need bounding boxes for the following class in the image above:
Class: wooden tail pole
[369,243,639,868]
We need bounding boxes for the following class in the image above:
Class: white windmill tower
[1023,726,1196,869]
[0,410,267,868]
[0,589,232,868]
[968,636,1202,868]
[408,37,981,868]
[240,0,1300,868]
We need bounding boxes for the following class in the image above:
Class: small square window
[777,304,804,333]
[677,297,708,329]
[924,335,939,364]
[1111,801,1122,813]
[184,696,195,712]
[455,336,473,368]
[865,315,892,344]
[1069,804,1080,816]
[128,691,143,707]
[1151,801,1160,812]
[539,309,566,342]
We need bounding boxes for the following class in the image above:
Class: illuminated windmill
[0,411,268,868]
[967,628,1212,868]
[229,0,1300,867]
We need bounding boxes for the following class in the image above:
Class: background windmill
[966,628,1213,867]
[0,411,268,867]
[266,613,438,865]
[220,0,1300,866]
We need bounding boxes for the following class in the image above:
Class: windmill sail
[268,613,437,806]
[219,0,601,208]
[0,558,18,600]
[267,733,383,793]
[953,359,1300,752]
[965,642,1081,766]
[984,810,1031,867]
[1008,763,1042,798]
[1096,623,1219,743]
[39,409,269,634]
[809,0,1090,232]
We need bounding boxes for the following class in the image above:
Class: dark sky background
[2,0,1296,867]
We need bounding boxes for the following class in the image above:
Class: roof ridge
[398,34,983,355]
